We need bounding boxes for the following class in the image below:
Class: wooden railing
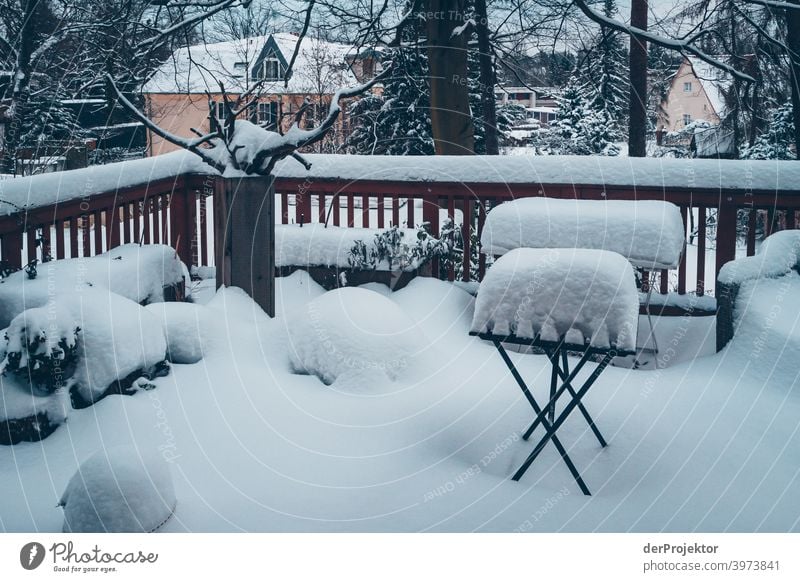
[1,161,798,313]
[272,177,800,303]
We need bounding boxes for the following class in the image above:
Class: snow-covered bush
[347,225,445,272]
[145,302,208,364]
[0,244,186,328]
[471,248,639,351]
[60,446,176,533]
[287,287,423,386]
[0,374,68,445]
[741,104,795,161]
[1,289,169,408]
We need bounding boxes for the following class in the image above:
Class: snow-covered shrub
[347,225,446,271]
[287,287,423,386]
[741,104,795,161]
[145,302,208,364]
[60,446,176,533]
[471,248,639,351]
[1,289,168,409]
[0,374,68,445]
[0,244,185,328]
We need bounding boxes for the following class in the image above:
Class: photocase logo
[20,542,46,570]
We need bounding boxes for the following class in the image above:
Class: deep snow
[0,271,798,532]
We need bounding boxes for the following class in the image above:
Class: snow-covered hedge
[60,446,176,533]
[287,287,422,386]
[471,248,639,351]
[481,197,685,270]
[277,224,443,271]
[1,289,169,409]
[0,244,186,328]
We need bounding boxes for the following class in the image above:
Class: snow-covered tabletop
[471,248,639,352]
[480,197,685,269]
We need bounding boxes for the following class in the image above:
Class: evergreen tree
[578,0,628,139]
[741,104,795,160]
[346,33,433,155]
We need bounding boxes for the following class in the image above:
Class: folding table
[470,331,634,495]
[470,247,641,495]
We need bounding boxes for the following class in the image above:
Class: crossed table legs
[476,334,620,496]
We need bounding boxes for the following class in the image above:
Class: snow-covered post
[214,175,275,316]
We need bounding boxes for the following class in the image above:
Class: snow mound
[727,271,800,374]
[2,289,168,407]
[0,244,185,328]
[471,248,639,351]
[480,197,685,269]
[718,230,800,286]
[60,446,176,533]
[287,287,423,386]
[277,224,428,270]
[145,302,209,364]
[0,375,67,444]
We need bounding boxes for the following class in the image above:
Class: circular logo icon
[20,542,46,570]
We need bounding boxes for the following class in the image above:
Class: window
[683,113,692,126]
[258,102,278,127]
[683,81,693,93]
[233,61,247,78]
[262,57,282,81]
[210,101,226,121]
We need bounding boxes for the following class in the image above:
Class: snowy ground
[1,271,798,532]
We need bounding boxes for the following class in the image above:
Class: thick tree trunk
[787,2,800,159]
[628,0,648,158]
[425,0,475,155]
[474,0,498,154]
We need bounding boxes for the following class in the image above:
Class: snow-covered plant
[1,310,80,396]
[347,226,446,271]
[437,217,481,281]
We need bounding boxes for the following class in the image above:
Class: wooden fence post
[715,197,738,352]
[214,175,275,317]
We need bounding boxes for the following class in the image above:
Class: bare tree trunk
[426,0,475,155]
[1,0,36,175]
[474,0,498,154]
[628,0,648,158]
[787,2,800,159]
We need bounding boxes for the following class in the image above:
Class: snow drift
[471,248,639,351]
[286,287,424,386]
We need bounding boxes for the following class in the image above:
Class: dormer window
[263,57,283,81]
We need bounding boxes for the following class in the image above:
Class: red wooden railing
[1,168,798,311]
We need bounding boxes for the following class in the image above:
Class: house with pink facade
[658,56,731,133]
[142,33,376,156]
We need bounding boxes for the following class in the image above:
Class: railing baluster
[347,194,355,227]
[678,206,687,295]
[55,220,65,260]
[42,223,52,261]
[478,198,487,280]
[280,191,288,224]
[747,207,757,256]
[392,196,400,228]
[447,196,455,281]
[332,193,340,227]
[362,194,370,228]
[462,198,471,282]
[377,195,385,228]
[407,196,414,228]
[27,228,37,263]
[318,193,326,224]
[199,194,208,265]
[93,211,103,255]
[786,209,796,230]
[109,204,121,250]
[697,207,706,296]
[143,200,152,244]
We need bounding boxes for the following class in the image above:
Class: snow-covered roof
[143,32,358,95]
[686,57,732,117]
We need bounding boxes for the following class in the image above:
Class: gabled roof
[143,33,358,95]
[686,56,732,117]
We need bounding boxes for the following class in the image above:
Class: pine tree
[346,12,434,156]
[741,104,795,160]
[578,0,628,139]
